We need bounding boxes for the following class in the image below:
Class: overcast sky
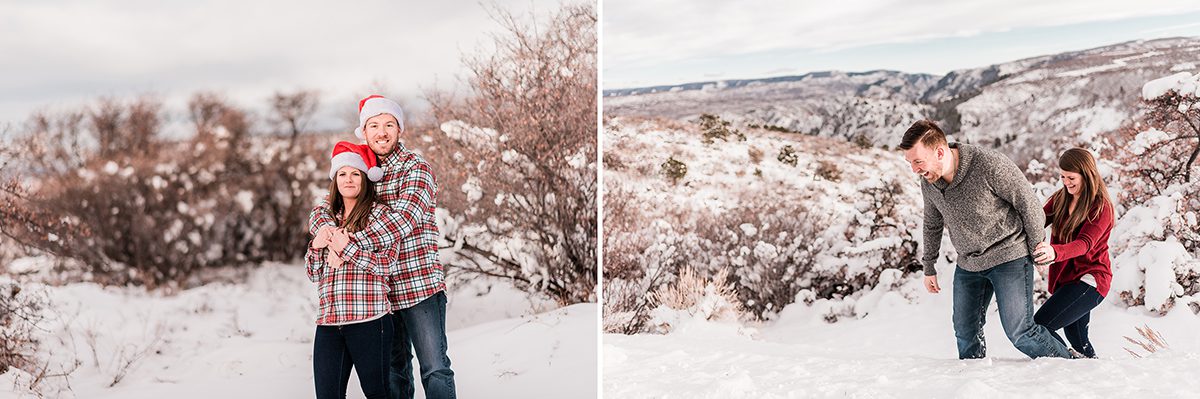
[0,0,561,134]
[603,1,1200,89]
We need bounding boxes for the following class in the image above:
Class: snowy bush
[1105,72,1200,314]
[603,151,626,171]
[815,160,842,182]
[777,145,798,166]
[697,113,744,144]
[426,3,596,304]
[646,268,744,333]
[601,212,700,333]
[852,134,873,149]
[0,280,47,374]
[660,156,688,184]
[604,190,922,326]
[699,199,833,318]
[1109,185,1200,314]
[1118,72,1200,207]
[0,93,329,287]
[604,117,927,330]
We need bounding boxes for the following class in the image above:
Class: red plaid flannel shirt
[305,203,406,325]
[309,142,445,311]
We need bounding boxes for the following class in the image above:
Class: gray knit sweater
[920,143,1044,276]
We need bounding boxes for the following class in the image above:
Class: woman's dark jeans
[314,313,394,399]
[1034,280,1104,358]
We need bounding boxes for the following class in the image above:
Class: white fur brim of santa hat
[329,141,384,182]
[354,95,405,140]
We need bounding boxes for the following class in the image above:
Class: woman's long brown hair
[1048,148,1113,241]
[325,169,378,233]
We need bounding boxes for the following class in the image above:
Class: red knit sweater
[1043,198,1114,297]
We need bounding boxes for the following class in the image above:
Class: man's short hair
[897,120,947,150]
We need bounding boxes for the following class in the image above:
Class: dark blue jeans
[1034,280,1104,358]
[314,313,394,399]
[388,291,456,399]
[952,257,1071,359]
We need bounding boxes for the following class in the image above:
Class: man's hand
[1033,241,1055,265]
[924,275,940,294]
[311,225,334,249]
[329,228,351,253]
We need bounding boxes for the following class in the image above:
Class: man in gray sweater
[899,120,1070,360]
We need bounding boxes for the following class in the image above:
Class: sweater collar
[933,142,974,191]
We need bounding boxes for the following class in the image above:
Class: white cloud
[604,0,1200,71]
[0,0,561,128]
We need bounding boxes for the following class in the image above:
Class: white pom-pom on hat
[354,95,405,140]
[329,141,383,182]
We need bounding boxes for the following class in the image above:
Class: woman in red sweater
[1031,148,1114,358]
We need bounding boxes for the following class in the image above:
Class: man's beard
[370,140,398,156]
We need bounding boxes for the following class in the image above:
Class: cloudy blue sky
[0,0,559,134]
[603,0,1200,89]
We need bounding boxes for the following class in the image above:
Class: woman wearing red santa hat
[305,141,399,399]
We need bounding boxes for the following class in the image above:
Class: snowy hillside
[604,70,937,148]
[604,37,1200,165]
[603,116,925,322]
[0,261,597,398]
[950,37,1200,165]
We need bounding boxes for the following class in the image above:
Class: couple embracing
[900,120,1113,360]
[304,95,457,398]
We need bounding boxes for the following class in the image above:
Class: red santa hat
[329,141,384,182]
[354,95,405,139]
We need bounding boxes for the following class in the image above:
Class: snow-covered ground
[0,261,597,398]
[604,271,1200,398]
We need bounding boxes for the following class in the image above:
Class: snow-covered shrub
[602,186,646,282]
[603,151,626,171]
[0,94,329,287]
[604,114,927,328]
[1106,72,1200,314]
[837,179,921,275]
[815,160,841,182]
[697,113,744,144]
[1118,71,1200,205]
[852,134,873,149]
[1109,185,1200,314]
[601,212,697,333]
[426,3,596,304]
[660,156,688,184]
[0,280,47,374]
[646,267,743,333]
[603,278,648,334]
[690,198,834,319]
[777,145,798,166]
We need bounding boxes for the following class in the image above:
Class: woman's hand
[325,247,344,270]
[311,226,333,249]
[1033,241,1055,267]
[329,228,351,253]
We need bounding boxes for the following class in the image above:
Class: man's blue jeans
[952,257,1071,359]
[313,313,393,399]
[388,291,456,399]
